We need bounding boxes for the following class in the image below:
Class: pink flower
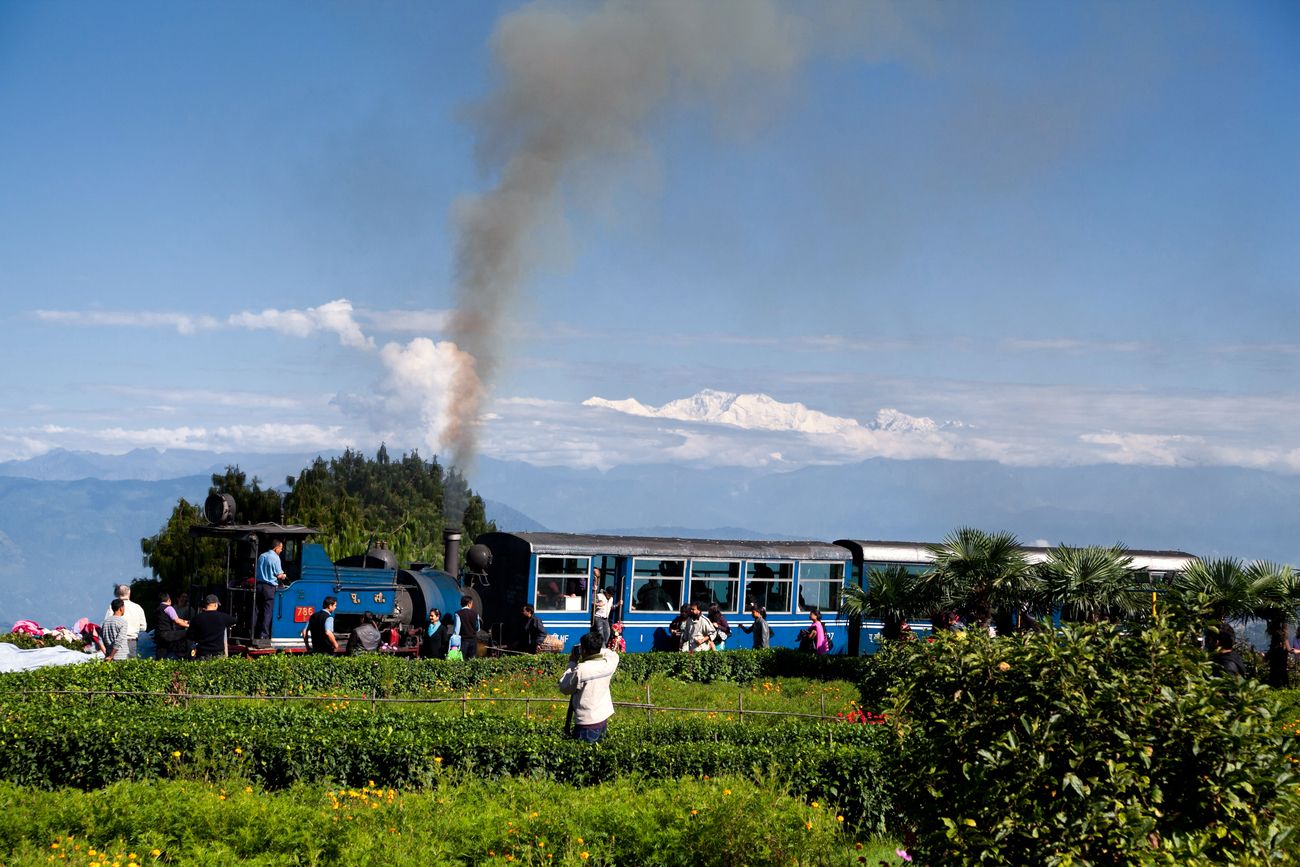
[896,849,912,862]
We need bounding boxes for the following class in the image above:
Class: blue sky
[1,0,1297,475]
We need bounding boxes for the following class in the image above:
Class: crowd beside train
[74,579,841,663]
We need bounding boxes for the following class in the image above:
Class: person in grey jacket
[740,604,772,649]
[558,631,620,743]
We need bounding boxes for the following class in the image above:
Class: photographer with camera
[558,631,620,743]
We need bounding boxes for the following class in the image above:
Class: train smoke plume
[443,0,917,498]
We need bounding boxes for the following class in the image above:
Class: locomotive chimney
[443,528,462,574]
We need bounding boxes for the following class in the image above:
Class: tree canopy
[141,446,495,589]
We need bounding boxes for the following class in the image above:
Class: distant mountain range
[583,388,959,434]
[3,446,1299,627]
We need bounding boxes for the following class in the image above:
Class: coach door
[591,555,624,623]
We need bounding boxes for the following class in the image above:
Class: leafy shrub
[884,623,1300,865]
[0,648,869,699]
[0,701,894,832]
[0,776,890,866]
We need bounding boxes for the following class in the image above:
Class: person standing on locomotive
[304,596,339,654]
[456,595,480,659]
[254,539,287,640]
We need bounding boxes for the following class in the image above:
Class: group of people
[93,584,237,661]
[663,601,828,654]
[418,596,484,660]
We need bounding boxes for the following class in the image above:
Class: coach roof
[489,532,848,561]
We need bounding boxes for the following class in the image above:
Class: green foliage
[842,565,936,640]
[0,776,887,866]
[923,527,1035,632]
[0,648,869,700]
[281,447,494,569]
[140,447,497,589]
[0,701,895,832]
[884,623,1300,865]
[1037,543,1148,623]
[139,497,225,590]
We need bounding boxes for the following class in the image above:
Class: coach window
[535,556,590,612]
[631,558,684,612]
[797,562,845,613]
[745,561,793,613]
[688,560,740,612]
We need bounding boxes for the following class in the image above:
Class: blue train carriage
[471,532,854,654]
[834,538,1199,650]
[189,495,471,651]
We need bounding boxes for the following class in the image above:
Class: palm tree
[922,528,1035,634]
[841,565,937,641]
[1168,557,1265,625]
[1038,544,1147,624]
[1249,561,1298,688]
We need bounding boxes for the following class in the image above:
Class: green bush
[884,623,1300,865]
[0,648,868,699]
[0,776,892,866]
[0,701,894,833]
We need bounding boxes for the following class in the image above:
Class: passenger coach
[472,533,853,653]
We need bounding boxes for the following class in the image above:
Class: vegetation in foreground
[0,776,898,867]
[881,622,1300,865]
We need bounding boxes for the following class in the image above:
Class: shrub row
[0,776,889,866]
[0,648,869,699]
[0,702,896,834]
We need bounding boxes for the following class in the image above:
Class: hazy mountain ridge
[3,448,1300,627]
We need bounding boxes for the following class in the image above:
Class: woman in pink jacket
[807,608,830,654]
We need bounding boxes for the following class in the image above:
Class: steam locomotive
[190,493,488,651]
[189,493,1196,655]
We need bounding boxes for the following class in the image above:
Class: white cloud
[1001,338,1149,353]
[332,338,479,456]
[102,385,310,411]
[33,310,221,334]
[0,434,53,463]
[93,423,350,452]
[227,298,373,350]
[359,308,452,334]
[34,298,376,349]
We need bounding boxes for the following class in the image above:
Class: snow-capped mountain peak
[584,390,949,437]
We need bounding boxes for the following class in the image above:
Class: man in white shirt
[103,584,148,659]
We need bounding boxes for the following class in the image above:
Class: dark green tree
[141,447,496,587]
